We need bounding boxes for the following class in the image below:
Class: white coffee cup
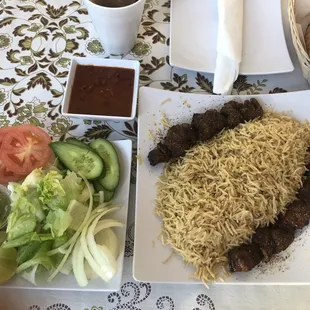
[85,0,145,55]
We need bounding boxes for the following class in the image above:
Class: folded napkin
[213,0,244,95]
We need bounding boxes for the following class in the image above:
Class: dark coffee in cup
[91,0,137,7]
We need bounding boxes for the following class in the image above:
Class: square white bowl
[62,57,140,121]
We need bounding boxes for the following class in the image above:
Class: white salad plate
[134,87,310,285]
[4,139,132,291]
[170,0,294,75]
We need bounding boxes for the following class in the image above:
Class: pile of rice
[155,111,310,284]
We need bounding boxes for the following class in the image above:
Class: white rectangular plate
[170,0,294,75]
[134,87,310,285]
[4,139,132,291]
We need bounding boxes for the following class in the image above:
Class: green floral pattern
[0,89,8,106]
[86,38,104,55]
[14,97,47,127]
[48,117,73,139]
[19,56,33,65]
[56,57,71,68]
[63,25,76,34]
[131,40,152,57]
[0,33,12,49]
[28,23,42,32]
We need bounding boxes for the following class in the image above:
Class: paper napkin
[213,0,244,95]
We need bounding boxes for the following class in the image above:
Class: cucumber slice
[65,138,106,177]
[103,189,115,202]
[50,142,105,180]
[89,139,120,191]
[92,181,115,202]
[92,180,104,192]
[57,160,66,171]
[66,138,91,149]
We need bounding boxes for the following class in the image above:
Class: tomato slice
[0,159,23,184]
[0,127,11,147]
[1,125,52,175]
[17,124,51,144]
[0,127,23,183]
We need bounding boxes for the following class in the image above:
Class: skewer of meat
[229,165,310,272]
[148,98,263,166]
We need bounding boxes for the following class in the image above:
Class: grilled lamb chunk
[241,98,264,122]
[276,201,310,230]
[148,143,170,166]
[220,101,244,129]
[297,177,310,202]
[252,227,274,262]
[193,109,227,142]
[191,113,203,130]
[270,228,294,254]
[164,124,197,158]
[228,244,263,272]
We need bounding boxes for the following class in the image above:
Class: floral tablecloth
[0,0,310,309]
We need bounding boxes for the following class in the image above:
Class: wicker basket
[288,0,310,84]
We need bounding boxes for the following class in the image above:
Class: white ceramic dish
[170,0,294,75]
[134,87,310,285]
[3,139,132,291]
[62,57,140,121]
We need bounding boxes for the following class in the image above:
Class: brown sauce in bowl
[68,64,135,117]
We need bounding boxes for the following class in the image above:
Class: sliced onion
[72,239,87,287]
[95,228,119,260]
[99,191,104,204]
[59,254,72,275]
[84,260,97,280]
[94,219,124,235]
[86,213,119,282]
[80,207,120,282]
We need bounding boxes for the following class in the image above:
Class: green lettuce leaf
[60,171,85,204]
[43,209,72,237]
[8,183,45,221]
[67,200,89,231]
[21,169,45,190]
[0,232,7,246]
[39,171,85,211]
[6,182,45,240]
[3,232,53,248]
[0,247,17,284]
[16,241,55,274]
[7,213,37,240]
[17,241,41,265]
[37,170,65,206]
[53,232,70,249]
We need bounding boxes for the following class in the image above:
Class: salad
[0,125,123,287]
